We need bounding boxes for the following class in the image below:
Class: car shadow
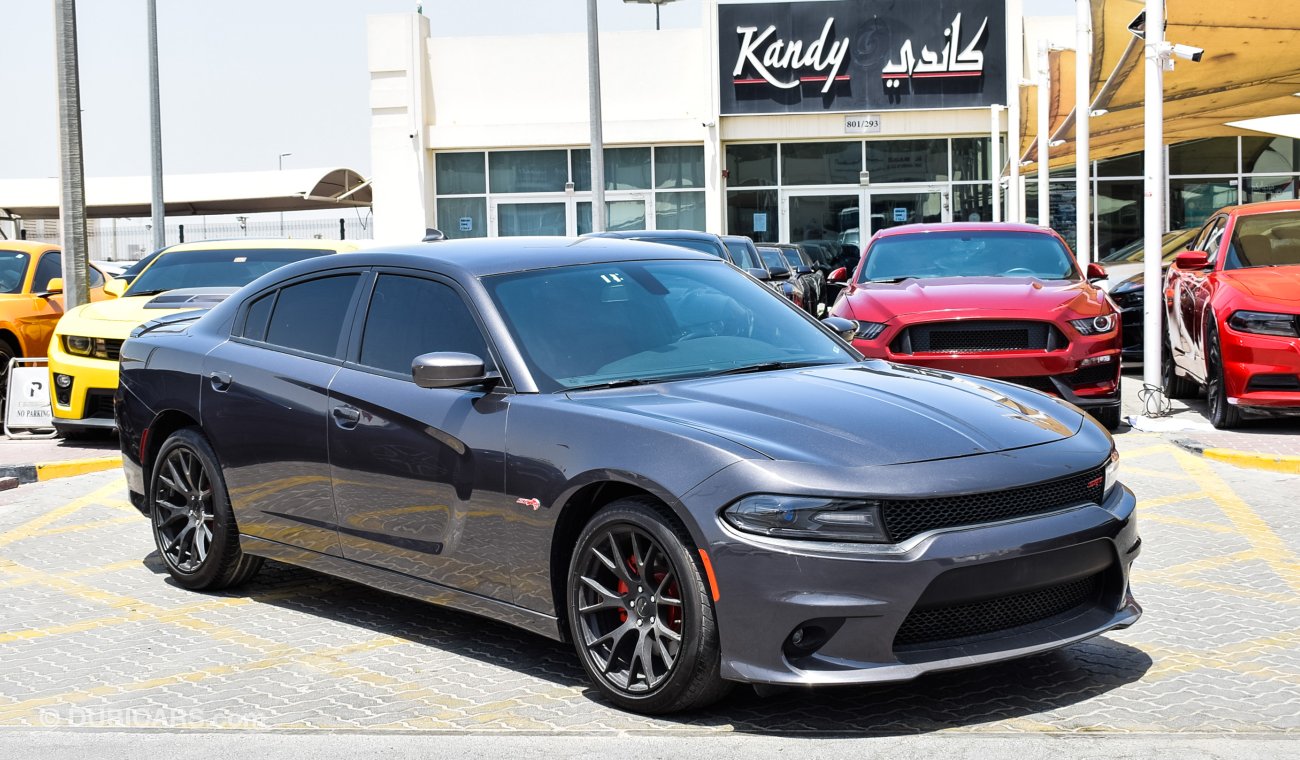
[150,553,1152,732]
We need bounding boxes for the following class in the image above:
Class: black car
[773,243,823,313]
[755,245,806,310]
[584,229,731,260]
[116,237,1141,715]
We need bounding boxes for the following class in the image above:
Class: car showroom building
[367,0,1300,258]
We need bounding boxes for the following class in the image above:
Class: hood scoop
[144,287,240,309]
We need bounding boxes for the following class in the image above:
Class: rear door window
[263,274,361,359]
[357,274,493,377]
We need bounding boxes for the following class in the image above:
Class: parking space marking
[0,479,125,550]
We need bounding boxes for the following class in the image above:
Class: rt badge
[516,497,542,511]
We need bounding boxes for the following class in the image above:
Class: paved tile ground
[0,432,1297,735]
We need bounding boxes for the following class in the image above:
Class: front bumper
[687,444,1139,686]
[48,338,121,426]
[1220,324,1300,411]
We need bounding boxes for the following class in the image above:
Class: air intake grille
[102,339,124,361]
[892,320,1063,354]
[893,572,1104,648]
[879,465,1107,543]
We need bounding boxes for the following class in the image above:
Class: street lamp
[277,152,291,237]
[622,0,679,31]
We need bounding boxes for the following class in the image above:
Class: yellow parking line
[26,515,139,539]
[35,456,122,482]
[1142,629,1300,681]
[1200,447,1300,476]
[1139,514,1236,534]
[1118,444,1181,461]
[1136,491,1206,511]
[0,478,125,550]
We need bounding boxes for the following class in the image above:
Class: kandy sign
[719,0,1007,115]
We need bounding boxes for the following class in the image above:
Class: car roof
[159,238,361,254]
[0,241,59,254]
[1215,198,1300,217]
[269,236,717,280]
[873,222,1057,239]
[586,229,721,241]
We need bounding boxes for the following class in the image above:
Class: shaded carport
[0,167,371,221]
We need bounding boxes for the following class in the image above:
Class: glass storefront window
[1242,137,1298,175]
[435,196,487,239]
[1244,175,1298,203]
[573,147,652,191]
[1096,152,1142,178]
[497,202,567,236]
[435,152,486,195]
[1095,180,1144,259]
[780,142,860,185]
[577,200,650,234]
[1170,138,1237,176]
[488,150,568,193]
[725,143,777,187]
[953,184,995,223]
[865,139,948,183]
[655,191,706,232]
[1023,183,1079,252]
[951,138,990,181]
[1170,179,1238,230]
[655,146,705,189]
[726,190,778,244]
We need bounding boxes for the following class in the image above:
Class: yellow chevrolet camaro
[49,238,359,436]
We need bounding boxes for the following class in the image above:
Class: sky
[0,0,1076,181]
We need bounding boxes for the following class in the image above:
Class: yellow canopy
[1020,0,1300,170]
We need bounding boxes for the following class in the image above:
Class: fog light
[781,618,843,659]
[55,374,73,388]
[1079,354,1114,367]
[53,373,73,406]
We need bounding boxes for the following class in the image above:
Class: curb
[1172,438,1300,475]
[0,455,122,486]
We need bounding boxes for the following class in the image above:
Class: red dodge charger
[829,223,1122,429]
[1163,200,1300,428]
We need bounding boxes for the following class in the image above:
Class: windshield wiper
[564,377,651,392]
[704,360,841,378]
[864,276,913,284]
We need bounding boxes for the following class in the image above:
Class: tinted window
[242,292,276,342]
[723,240,760,269]
[88,265,105,288]
[264,275,360,358]
[359,275,492,376]
[638,237,724,257]
[0,250,30,294]
[127,248,332,295]
[34,252,62,292]
[860,232,1078,283]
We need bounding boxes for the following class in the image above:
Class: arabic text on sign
[882,13,988,89]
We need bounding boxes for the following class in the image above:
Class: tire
[149,427,262,590]
[0,338,17,410]
[567,497,732,714]
[1205,325,1243,430]
[1161,337,1199,399]
[1092,405,1122,431]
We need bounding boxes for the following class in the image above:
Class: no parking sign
[5,358,56,437]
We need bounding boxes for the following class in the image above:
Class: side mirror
[828,267,849,283]
[745,267,771,282]
[768,265,791,279]
[103,278,127,297]
[412,352,497,389]
[1086,262,1108,282]
[821,316,858,342]
[1173,250,1211,271]
[41,277,64,296]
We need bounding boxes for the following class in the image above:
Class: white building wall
[368,14,436,240]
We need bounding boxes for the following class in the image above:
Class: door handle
[332,405,361,429]
[208,371,232,392]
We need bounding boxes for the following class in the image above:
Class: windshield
[858,231,1079,283]
[126,248,331,295]
[1100,228,1197,264]
[484,260,852,392]
[724,240,760,269]
[1226,212,1300,269]
[757,248,786,271]
[0,251,31,294]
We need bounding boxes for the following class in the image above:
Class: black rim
[1207,335,1226,420]
[153,446,215,574]
[575,525,685,694]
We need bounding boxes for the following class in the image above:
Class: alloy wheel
[574,525,685,694]
[153,446,215,573]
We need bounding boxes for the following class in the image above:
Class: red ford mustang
[1163,200,1300,428]
[829,223,1122,429]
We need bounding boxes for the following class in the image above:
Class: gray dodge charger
[115,237,1141,714]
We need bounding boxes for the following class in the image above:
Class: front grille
[1068,362,1118,387]
[1246,374,1300,392]
[879,465,1107,543]
[102,339,124,361]
[84,389,115,420]
[893,572,1105,648]
[892,320,1064,354]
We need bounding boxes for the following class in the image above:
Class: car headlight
[1069,314,1117,335]
[722,495,888,543]
[62,336,115,360]
[1104,450,1120,499]
[64,336,93,356]
[854,321,887,340]
[1227,310,1299,337]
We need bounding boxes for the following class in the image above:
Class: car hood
[60,288,238,337]
[567,362,1084,467]
[841,276,1101,320]
[1219,266,1300,303]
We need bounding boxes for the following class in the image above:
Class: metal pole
[990,105,1002,223]
[278,153,291,237]
[1006,0,1023,222]
[1037,42,1050,228]
[1142,0,1167,399]
[586,0,606,233]
[1075,0,1092,268]
[54,0,89,309]
[147,0,165,252]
